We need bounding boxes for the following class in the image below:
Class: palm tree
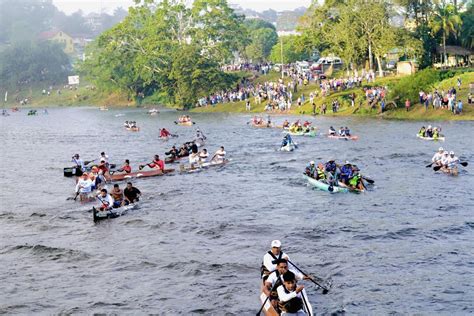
[429,1,462,65]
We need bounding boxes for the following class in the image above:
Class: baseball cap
[271,240,282,248]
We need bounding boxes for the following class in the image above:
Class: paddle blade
[460,162,468,167]
[322,288,329,295]
[433,165,442,171]
[425,163,433,168]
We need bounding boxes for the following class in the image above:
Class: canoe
[251,123,273,128]
[280,143,296,151]
[440,166,458,176]
[416,134,445,141]
[108,168,174,181]
[126,126,140,132]
[327,134,359,140]
[63,163,117,177]
[259,287,313,316]
[179,159,228,173]
[175,121,194,126]
[303,174,349,193]
[92,203,138,222]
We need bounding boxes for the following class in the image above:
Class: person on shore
[124,182,141,204]
[261,240,290,281]
[277,271,307,316]
[211,146,226,162]
[96,189,114,211]
[405,99,410,112]
[110,184,125,207]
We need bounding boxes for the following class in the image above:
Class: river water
[0,107,473,314]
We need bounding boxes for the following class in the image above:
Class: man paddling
[431,147,444,166]
[211,146,226,162]
[71,154,85,173]
[139,155,164,171]
[124,182,141,204]
[277,271,307,316]
[446,151,459,169]
[261,240,290,281]
[339,161,354,185]
[117,159,132,173]
[328,126,336,136]
[199,149,209,163]
[160,128,171,139]
[110,184,125,207]
[97,189,114,211]
[75,173,94,202]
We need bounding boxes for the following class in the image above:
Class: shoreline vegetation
[3,69,473,121]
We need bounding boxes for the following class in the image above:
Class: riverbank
[192,70,474,121]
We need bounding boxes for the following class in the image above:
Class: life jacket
[418,128,425,136]
[317,167,326,180]
[349,173,361,186]
[278,286,304,313]
[260,251,283,278]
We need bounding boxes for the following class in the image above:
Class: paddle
[66,191,80,201]
[287,259,330,294]
[84,159,97,166]
[434,161,468,171]
[361,176,375,184]
[426,162,434,168]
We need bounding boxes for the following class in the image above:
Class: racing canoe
[107,168,174,181]
[327,134,359,140]
[303,174,349,193]
[179,159,229,173]
[126,126,140,132]
[175,121,194,126]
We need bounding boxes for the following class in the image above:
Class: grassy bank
[193,70,474,121]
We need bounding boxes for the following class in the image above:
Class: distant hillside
[232,6,307,31]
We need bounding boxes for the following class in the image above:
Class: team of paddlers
[417,125,442,139]
[304,159,366,191]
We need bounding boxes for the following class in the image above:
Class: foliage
[0,41,70,88]
[459,2,474,49]
[81,0,245,107]
[244,28,278,62]
[268,35,310,64]
[388,68,441,105]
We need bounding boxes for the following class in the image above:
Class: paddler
[124,182,141,204]
[165,146,179,158]
[282,119,290,128]
[307,161,316,176]
[418,126,426,137]
[446,151,459,169]
[99,152,109,166]
[431,147,444,166]
[211,146,226,162]
[261,240,290,281]
[325,159,338,186]
[344,126,351,136]
[315,163,326,181]
[339,161,354,184]
[348,166,365,190]
[97,159,109,174]
[160,128,171,138]
[96,188,114,211]
[71,154,85,173]
[139,155,164,170]
[75,173,94,202]
[328,126,336,136]
[110,183,125,207]
[440,151,450,166]
[277,271,307,316]
[432,127,440,140]
[188,150,200,166]
[425,125,433,137]
[199,149,209,163]
[338,126,346,136]
[117,159,132,173]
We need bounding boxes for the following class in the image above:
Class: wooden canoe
[107,169,174,181]
[175,121,194,126]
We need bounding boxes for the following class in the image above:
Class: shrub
[388,68,441,107]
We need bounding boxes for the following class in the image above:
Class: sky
[52,0,312,15]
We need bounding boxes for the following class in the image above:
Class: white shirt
[440,155,450,165]
[277,285,303,305]
[99,154,109,163]
[75,178,93,193]
[328,129,336,135]
[72,158,85,171]
[432,152,444,163]
[97,194,114,208]
[214,149,226,160]
[447,156,459,168]
[189,152,200,164]
[266,268,304,287]
[262,251,290,274]
[199,152,209,162]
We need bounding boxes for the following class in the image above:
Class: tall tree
[429,1,462,65]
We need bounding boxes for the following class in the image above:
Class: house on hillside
[38,30,74,54]
[434,45,473,68]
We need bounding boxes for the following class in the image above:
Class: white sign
[68,75,80,85]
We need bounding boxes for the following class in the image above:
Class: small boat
[115,113,125,117]
[280,143,296,152]
[416,134,445,141]
[303,174,349,193]
[327,134,359,141]
[251,122,273,128]
[126,126,140,132]
[93,203,138,222]
[179,159,228,173]
[439,166,458,176]
[63,164,117,177]
[108,168,174,181]
[148,109,159,115]
[99,106,109,111]
[175,121,194,126]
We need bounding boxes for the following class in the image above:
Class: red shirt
[149,159,164,170]
[97,164,108,173]
[160,129,171,137]
[121,165,132,173]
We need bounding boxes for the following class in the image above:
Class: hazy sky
[52,0,312,14]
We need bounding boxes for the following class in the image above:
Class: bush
[388,68,441,106]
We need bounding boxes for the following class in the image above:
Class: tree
[459,2,473,49]
[244,27,278,62]
[0,41,70,88]
[269,35,310,64]
[429,1,462,65]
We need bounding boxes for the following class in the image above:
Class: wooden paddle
[287,259,330,294]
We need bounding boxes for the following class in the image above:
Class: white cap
[428,125,432,128]
[271,240,281,248]
[443,151,449,155]
[449,151,454,155]
[439,147,444,151]
[310,161,315,165]
[345,160,351,164]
